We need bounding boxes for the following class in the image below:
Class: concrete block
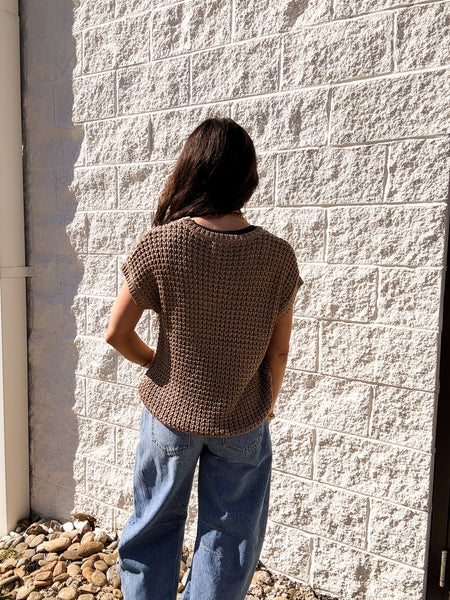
[232,90,329,150]
[387,138,449,204]
[234,0,331,40]
[397,3,450,70]
[118,58,190,114]
[283,14,392,88]
[25,170,58,213]
[334,0,415,18]
[73,72,116,122]
[30,440,85,495]
[66,212,89,253]
[87,211,153,254]
[85,379,141,429]
[149,105,231,161]
[288,318,318,371]
[86,296,115,338]
[83,14,150,73]
[327,205,448,267]
[118,163,173,210]
[28,330,59,371]
[115,426,140,470]
[85,115,152,165]
[377,267,442,329]
[244,207,326,262]
[295,264,378,322]
[277,145,385,205]
[320,321,439,390]
[151,0,231,59]
[313,537,424,600]
[368,499,428,566]
[77,254,118,297]
[73,0,115,32]
[260,520,311,581]
[31,477,87,527]
[117,354,149,386]
[86,459,134,511]
[316,431,432,510]
[28,367,85,415]
[70,167,117,210]
[116,0,152,18]
[331,70,450,143]
[77,416,116,464]
[73,492,115,531]
[191,38,280,103]
[249,154,276,207]
[270,471,367,547]
[270,420,314,478]
[277,370,372,436]
[370,385,435,452]
[75,336,117,382]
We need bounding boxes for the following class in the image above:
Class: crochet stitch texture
[121,216,303,437]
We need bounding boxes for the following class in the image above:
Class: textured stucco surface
[20,0,449,598]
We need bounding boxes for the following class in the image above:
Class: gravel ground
[0,515,337,600]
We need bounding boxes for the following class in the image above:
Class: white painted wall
[21,1,450,598]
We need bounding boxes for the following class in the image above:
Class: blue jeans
[118,406,272,600]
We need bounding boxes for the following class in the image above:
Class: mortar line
[274,417,432,455]
[267,517,426,572]
[270,469,430,514]
[77,62,450,112]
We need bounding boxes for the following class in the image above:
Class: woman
[106,117,303,600]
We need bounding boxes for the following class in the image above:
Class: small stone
[16,585,36,599]
[31,553,45,562]
[91,570,107,587]
[112,591,122,599]
[78,595,95,600]
[57,588,78,600]
[106,564,120,588]
[103,554,117,566]
[54,573,71,582]
[28,593,44,600]
[78,541,104,558]
[29,534,46,548]
[67,564,82,577]
[53,562,67,577]
[34,572,53,587]
[94,559,108,572]
[63,522,75,532]
[44,538,72,553]
[79,583,100,593]
[26,524,45,536]
[82,567,94,582]
[61,550,80,561]
[93,530,108,544]
[16,542,29,553]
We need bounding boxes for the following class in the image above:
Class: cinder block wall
[21,0,449,598]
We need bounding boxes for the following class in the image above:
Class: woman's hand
[105,281,156,367]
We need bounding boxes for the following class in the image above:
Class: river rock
[57,588,78,600]
[78,541,104,558]
[29,534,46,549]
[91,570,107,587]
[44,538,72,553]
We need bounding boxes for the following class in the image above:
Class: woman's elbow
[105,328,123,347]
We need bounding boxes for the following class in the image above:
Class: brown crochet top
[121,215,303,437]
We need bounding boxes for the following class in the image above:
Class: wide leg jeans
[118,406,272,600]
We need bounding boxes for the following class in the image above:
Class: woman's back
[121,215,301,437]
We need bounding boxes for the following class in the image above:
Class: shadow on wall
[20,0,84,524]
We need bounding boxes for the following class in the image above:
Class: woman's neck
[190,213,250,231]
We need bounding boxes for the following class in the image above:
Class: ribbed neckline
[181,216,265,243]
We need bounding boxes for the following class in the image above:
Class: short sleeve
[121,233,161,312]
[277,247,303,320]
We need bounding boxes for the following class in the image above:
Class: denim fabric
[118,406,272,600]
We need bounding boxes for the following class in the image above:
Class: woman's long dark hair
[152,117,259,227]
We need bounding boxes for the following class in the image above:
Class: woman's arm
[105,281,156,367]
[265,306,294,415]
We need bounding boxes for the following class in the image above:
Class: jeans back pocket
[222,421,265,455]
[151,414,191,456]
